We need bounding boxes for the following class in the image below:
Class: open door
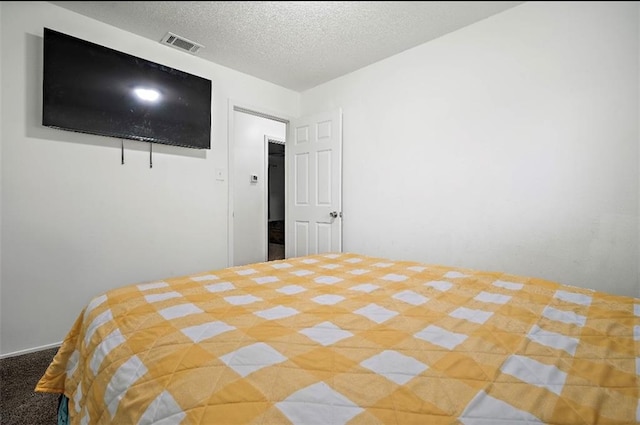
[286,109,343,258]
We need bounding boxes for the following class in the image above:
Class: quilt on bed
[36,253,640,424]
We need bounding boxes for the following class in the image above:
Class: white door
[286,109,342,258]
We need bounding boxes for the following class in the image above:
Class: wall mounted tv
[42,28,212,149]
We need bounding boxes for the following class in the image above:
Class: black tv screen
[42,28,212,149]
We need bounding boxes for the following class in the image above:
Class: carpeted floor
[1,347,60,425]
[268,242,285,261]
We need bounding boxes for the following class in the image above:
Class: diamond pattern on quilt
[66,350,80,377]
[415,325,468,350]
[190,274,219,282]
[254,306,299,320]
[542,306,586,327]
[84,294,107,320]
[158,303,203,320]
[475,291,511,305]
[181,321,235,343]
[492,280,523,290]
[137,281,169,291]
[276,382,364,425]
[36,252,640,425]
[138,391,186,425]
[253,276,279,284]
[80,409,89,425]
[301,258,319,264]
[105,355,148,418]
[382,273,408,282]
[321,263,341,269]
[373,262,394,268]
[144,291,182,303]
[85,309,113,346]
[444,271,468,278]
[90,329,125,375]
[527,325,578,355]
[355,303,398,324]
[235,268,257,275]
[73,382,82,413]
[449,307,493,324]
[393,290,428,306]
[224,294,262,306]
[407,266,427,272]
[500,355,567,396]
[360,350,428,385]
[312,294,345,305]
[205,282,235,293]
[314,276,343,285]
[459,390,543,424]
[277,285,307,295]
[220,343,286,377]
[425,281,453,292]
[554,290,592,306]
[299,321,353,346]
[271,262,293,269]
[350,283,379,293]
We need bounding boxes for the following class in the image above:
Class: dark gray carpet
[1,347,60,425]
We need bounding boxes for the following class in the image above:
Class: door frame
[227,99,291,267]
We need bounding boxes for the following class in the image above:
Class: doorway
[228,104,342,266]
[230,105,288,267]
[267,139,285,261]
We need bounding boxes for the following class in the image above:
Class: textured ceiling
[48,1,524,92]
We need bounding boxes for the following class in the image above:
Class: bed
[36,252,640,424]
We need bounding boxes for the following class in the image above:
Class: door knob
[329,211,338,218]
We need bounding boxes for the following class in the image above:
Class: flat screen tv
[42,28,212,149]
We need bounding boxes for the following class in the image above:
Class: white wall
[302,1,640,297]
[0,1,299,356]
[232,111,286,266]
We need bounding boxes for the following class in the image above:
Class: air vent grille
[160,32,203,54]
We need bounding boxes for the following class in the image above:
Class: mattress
[36,253,640,424]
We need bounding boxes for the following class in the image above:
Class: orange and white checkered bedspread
[36,253,640,424]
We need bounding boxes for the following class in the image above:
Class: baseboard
[0,341,62,359]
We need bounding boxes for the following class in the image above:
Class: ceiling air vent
[160,32,203,54]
